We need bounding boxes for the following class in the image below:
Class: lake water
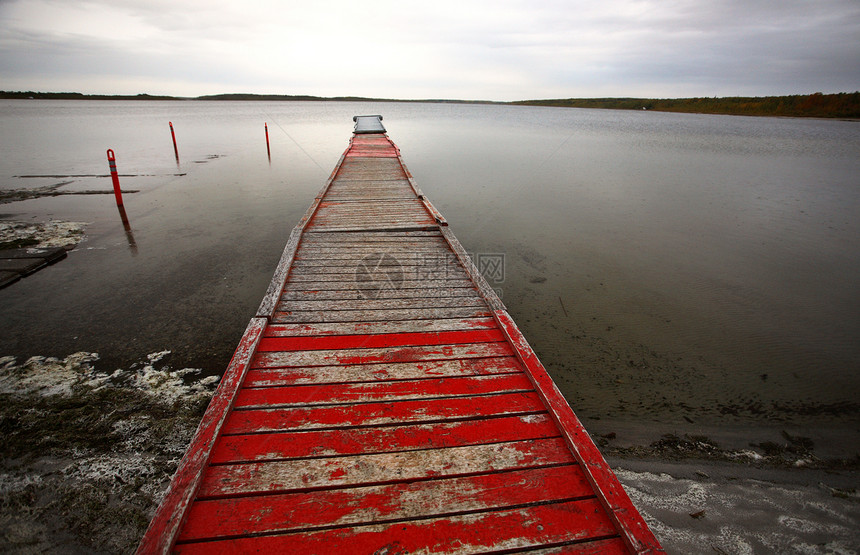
[1,100,858,447]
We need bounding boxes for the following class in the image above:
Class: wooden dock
[137,116,663,554]
[0,246,67,289]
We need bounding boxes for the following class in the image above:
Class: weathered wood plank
[272,306,493,323]
[179,465,589,542]
[331,170,407,181]
[345,150,398,157]
[337,157,403,169]
[246,356,522,386]
[262,317,498,337]
[198,437,574,497]
[318,199,425,207]
[253,341,514,367]
[283,275,473,288]
[313,209,429,219]
[301,230,443,240]
[305,224,438,233]
[324,193,417,200]
[285,270,470,283]
[256,328,504,351]
[222,391,546,434]
[311,206,430,215]
[301,236,443,245]
[282,277,475,290]
[324,189,414,195]
[235,374,533,409]
[276,296,486,312]
[280,286,479,301]
[325,184,415,190]
[175,499,616,554]
[308,220,437,231]
[309,216,434,226]
[295,249,450,258]
[311,209,431,218]
[210,414,557,464]
[295,246,452,256]
[281,264,473,277]
[335,163,405,177]
[292,256,462,267]
[296,255,454,267]
[301,234,443,242]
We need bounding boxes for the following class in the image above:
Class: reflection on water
[0,100,858,434]
[116,204,137,256]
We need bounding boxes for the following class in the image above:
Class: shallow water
[1,100,858,432]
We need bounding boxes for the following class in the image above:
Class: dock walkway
[138,116,663,553]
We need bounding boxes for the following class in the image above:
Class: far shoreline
[2,90,858,119]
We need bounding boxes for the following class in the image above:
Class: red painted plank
[210,414,557,464]
[256,328,505,352]
[263,317,498,337]
[351,137,392,146]
[222,391,546,434]
[198,438,575,497]
[178,465,592,542]
[135,318,267,555]
[245,356,524,386]
[174,499,617,554]
[345,150,399,157]
[494,309,664,554]
[235,373,533,408]
[252,341,514,368]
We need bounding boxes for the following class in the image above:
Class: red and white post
[169,121,179,162]
[106,149,123,207]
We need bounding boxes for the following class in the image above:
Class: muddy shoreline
[0,351,857,554]
[0,352,216,554]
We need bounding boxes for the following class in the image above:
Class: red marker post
[265,122,271,162]
[169,121,179,162]
[106,149,123,207]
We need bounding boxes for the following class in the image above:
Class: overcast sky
[1,0,858,100]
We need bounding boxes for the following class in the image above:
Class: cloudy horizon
[1,0,858,101]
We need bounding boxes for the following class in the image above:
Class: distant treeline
[197,93,373,101]
[3,90,858,118]
[514,92,860,119]
[0,91,485,104]
[196,93,490,104]
[0,91,179,101]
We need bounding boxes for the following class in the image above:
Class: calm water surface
[1,100,858,439]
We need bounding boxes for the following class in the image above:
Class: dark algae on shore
[0,352,218,553]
